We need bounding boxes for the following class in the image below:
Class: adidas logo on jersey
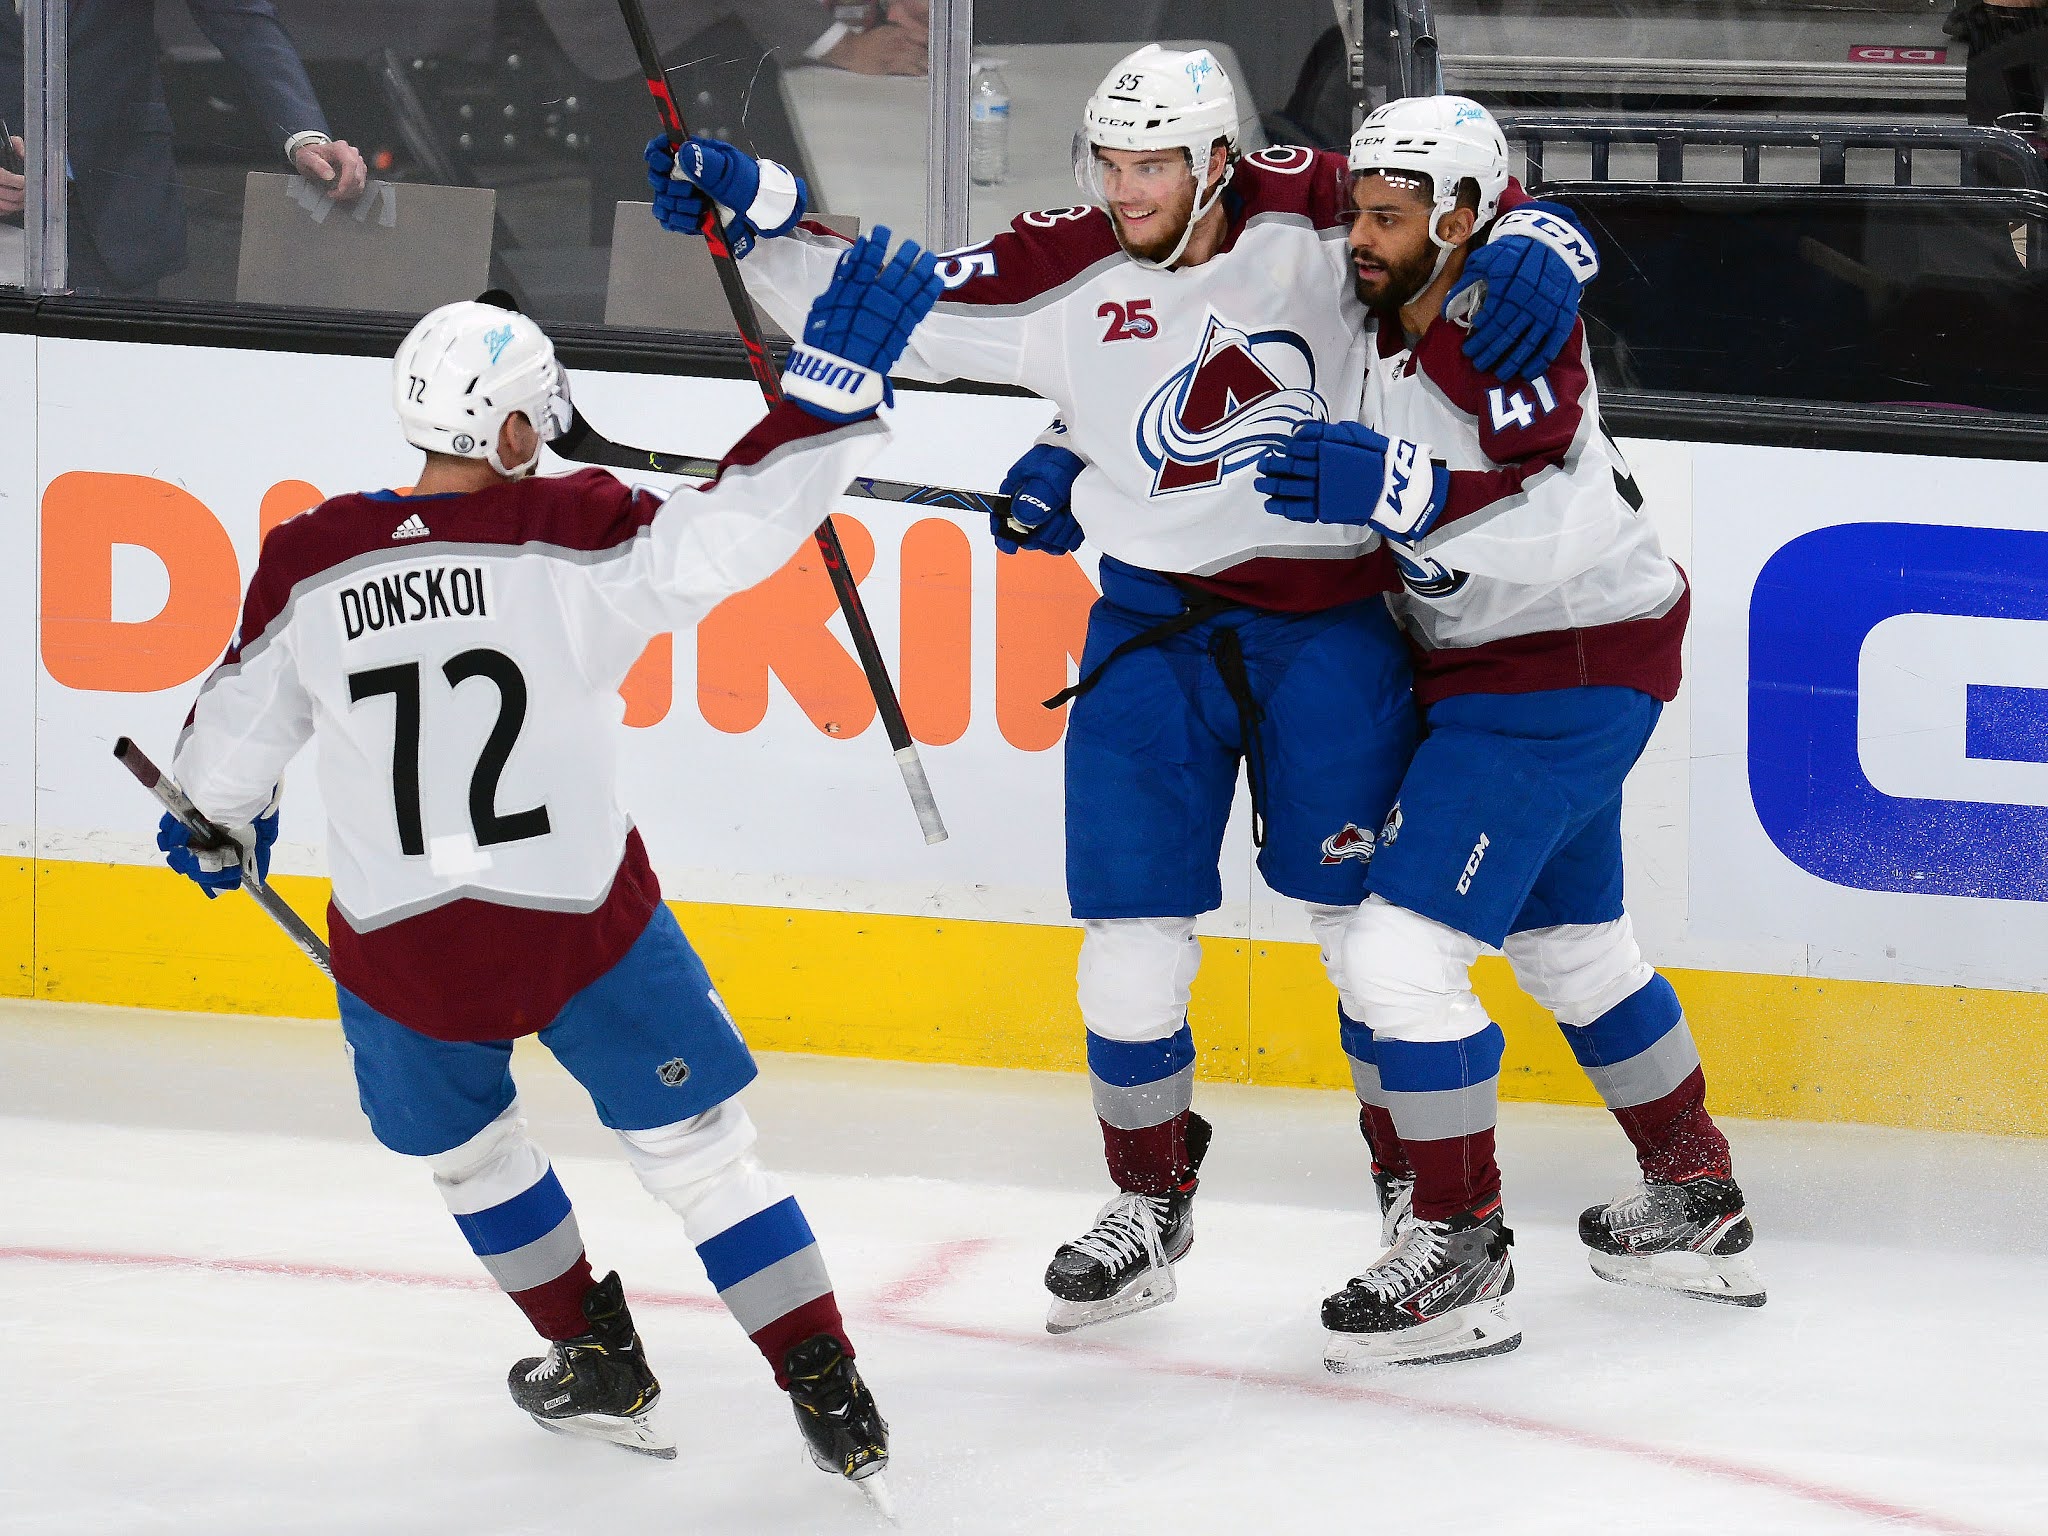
[392,513,431,541]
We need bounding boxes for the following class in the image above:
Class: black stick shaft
[113,737,335,978]
[552,408,1013,518]
[617,0,946,844]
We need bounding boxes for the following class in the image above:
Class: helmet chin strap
[484,409,544,479]
[1398,204,1465,307]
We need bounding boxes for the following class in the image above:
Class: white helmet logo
[393,299,564,479]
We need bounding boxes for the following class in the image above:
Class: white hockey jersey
[1361,315,1688,706]
[744,146,1394,612]
[173,403,886,1039]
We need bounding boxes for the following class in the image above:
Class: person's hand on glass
[0,137,25,217]
[293,138,369,200]
[824,0,929,76]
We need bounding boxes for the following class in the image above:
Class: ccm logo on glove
[1489,207,1600,283]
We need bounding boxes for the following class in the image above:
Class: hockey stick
[550,406,1015,518]
[112,737,335,980]
[617,0,947,845]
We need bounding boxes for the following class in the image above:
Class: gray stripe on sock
[478,1212,586,1294]
[716,1244,835,1335]
[1091,1063,1196,1131]
[1349,1057,1384,1107]
[1584,1020,1703,1110]
[1384,1077,1500,1142]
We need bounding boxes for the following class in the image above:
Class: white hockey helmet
[393,300,572,479]
[1075,44,1243,270]
[1348,95,1511,284]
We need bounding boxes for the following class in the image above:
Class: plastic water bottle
[970,60,1010,186]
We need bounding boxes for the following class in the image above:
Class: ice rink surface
[3,997,2045,1536]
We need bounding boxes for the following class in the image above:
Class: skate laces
[1606,1181,1686,1230]
[1380,1175,1416,1242]
[1068,1191,1171,1273]
[1349,1218,1450,1300]
[523,1345,568,1384]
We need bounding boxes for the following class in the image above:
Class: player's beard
[1111,185,1199,265]
[1353,242,1438,312]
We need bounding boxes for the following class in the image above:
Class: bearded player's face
[1095,147,1200,263]
[1347,172,1440,310]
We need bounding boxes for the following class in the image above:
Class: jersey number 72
[348,649,552,858]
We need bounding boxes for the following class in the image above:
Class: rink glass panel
[0,0,2030,421]
[136,0,932,329]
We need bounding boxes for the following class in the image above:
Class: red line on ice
[0,1240,2003,1536]
[0,1243,726,1315]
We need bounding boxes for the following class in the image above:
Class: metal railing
[1547,181,2048,273]
[1500,112,2048,194]
[1349,0,1442,114]
[1395,0,1442,101]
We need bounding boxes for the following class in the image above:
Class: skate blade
[1045,1263,1179,1336]
[1589,1247,1767,1307]
[854,1468,899,1524]
[1324,1297,1522,1371]
[804,1446,897,1523]
[529,1408,677,1459]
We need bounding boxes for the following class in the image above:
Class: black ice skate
[1373,1167,1416,1249]
[1322,1205,1521,1370]
[506,1271,674,1459]
[1580,1176,1766,1306]
[785,1335,893,1518]
[1044,1112,1212,1335]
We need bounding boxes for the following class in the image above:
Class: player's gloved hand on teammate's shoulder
[644,135,808,260]
[1446,201,1601,381]
[1255,420,1449,542]
[783,226,942,423]
[994,444,1086,555]
[156,804,279,900]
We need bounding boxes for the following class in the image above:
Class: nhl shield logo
[656,1057,691,1087]
[1320,823,1377,866]
[1135,313,1325,496]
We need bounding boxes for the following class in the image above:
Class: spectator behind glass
[0,0,366,296]
[536,0,929,243]
[1948,0,2048,120]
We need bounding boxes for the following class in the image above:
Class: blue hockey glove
[157,805,278,900]
[1255,420,1449,540]
[782,227,942,423]
[994,444,1086,555]
[644,134,807,260]
[1447,201,1600,380]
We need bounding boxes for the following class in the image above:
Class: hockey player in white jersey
[1256,97,1763,1369]
[153,231,943,1492]
[640,47,1598,1334]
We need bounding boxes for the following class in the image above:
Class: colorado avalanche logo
[1320,823,1376,866]
[1390,545,1470,600]
[1135,314,1325,496]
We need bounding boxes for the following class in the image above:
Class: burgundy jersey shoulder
[1496,176,1537,218]
[931,205,1122,308]
[1411,311,1593,467]
[1230,145,1354,230]
[244,467,653,643]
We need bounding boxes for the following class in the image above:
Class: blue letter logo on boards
[1749,522,2048,902]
